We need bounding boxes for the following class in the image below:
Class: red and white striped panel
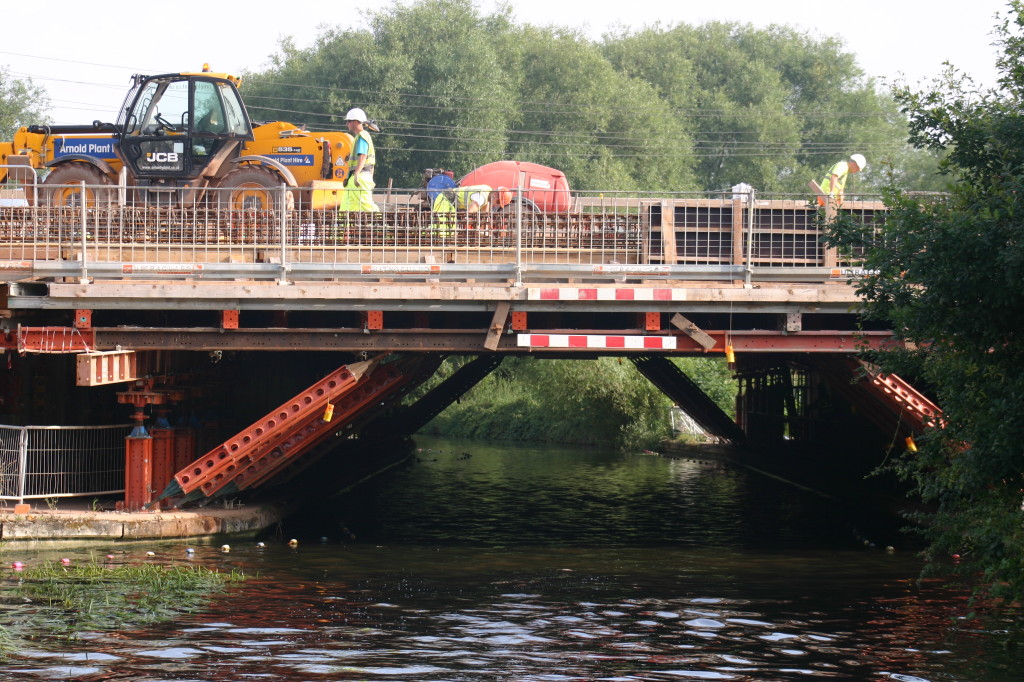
[517,334,677,350]
[528,287,686,301]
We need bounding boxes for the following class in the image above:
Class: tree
[0,67,49,139]
[603,22,914,194]
[242,0,521,188]
[511,26,696,192]
[822,1,1024,619]
[239,0,938,193]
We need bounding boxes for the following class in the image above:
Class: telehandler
[0,66,354,210]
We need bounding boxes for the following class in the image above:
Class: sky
[0,0,1012,125]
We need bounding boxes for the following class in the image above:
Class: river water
[3,437,1021,681]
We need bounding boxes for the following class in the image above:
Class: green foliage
[238,0,935,193]
[671,356,736,413]
[604,22,913,193]
[419,356,734,449]
[243,0,519,187]
[509,26,696,193]
[822,1,1024,617]
[0,67,49,139]
[0,558,244,656]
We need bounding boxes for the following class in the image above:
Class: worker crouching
[817,153,866,207]
[431,185,514,238]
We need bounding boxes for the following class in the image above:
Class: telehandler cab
[0,66,355,210]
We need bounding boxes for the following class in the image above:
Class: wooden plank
[670,313,717,351]
[660,200,677,265]
[484,301,511,351]
[807,179,827,201]
[76,350,138,386]
[731,198,745,284]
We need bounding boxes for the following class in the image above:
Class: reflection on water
[3,438,1020,681]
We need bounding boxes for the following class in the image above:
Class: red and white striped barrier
[517,334,677,349]
[528,287,686,301]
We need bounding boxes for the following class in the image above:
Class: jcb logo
[146,152,179,163]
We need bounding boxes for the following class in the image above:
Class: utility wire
[5,55,909,161]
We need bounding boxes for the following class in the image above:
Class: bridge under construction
[0,187,938,512]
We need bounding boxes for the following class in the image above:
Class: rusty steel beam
[14,326,95,353]
[89,327,901,354]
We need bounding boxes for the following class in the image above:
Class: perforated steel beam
[169,358,376,498]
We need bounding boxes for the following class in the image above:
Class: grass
[0,557,245,659]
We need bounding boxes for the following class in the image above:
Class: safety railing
[0,162,39,208]
[0,424,131,503]
[0,182,888,285]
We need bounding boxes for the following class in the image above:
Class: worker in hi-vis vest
[338,107,380,214]
[431,185,514,236]
[817,153,866,206]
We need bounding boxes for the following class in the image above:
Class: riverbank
[0,500,281,546]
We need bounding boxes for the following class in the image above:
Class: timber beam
[5,281,864,315]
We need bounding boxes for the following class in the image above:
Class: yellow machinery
[0,66,353,209]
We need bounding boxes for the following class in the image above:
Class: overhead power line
[4,53,909,163]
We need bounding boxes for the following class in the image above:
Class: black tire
[493,196,541,214]
[41,163,115,208]
[213,166,293,211]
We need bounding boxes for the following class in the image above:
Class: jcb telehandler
[0,66,355,210]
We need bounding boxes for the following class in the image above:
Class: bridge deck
[1,192,888,355]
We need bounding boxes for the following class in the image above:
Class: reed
[0,557,245,656]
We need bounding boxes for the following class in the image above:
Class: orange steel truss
[157,354,430,505]
[228,356,421,493]
[171,358,375,498]
[862,362,943,430]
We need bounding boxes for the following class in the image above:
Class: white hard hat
[345,107,368,122]
[849,153,866,170]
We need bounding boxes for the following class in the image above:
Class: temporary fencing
[0,182,887,285]
[0,424,131,503]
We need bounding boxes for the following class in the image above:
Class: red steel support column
[174,427,197,472]
[150,427,176,509]
[124,436,153,511]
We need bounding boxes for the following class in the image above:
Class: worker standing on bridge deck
[431,185,513,237]
[817,153,865,206]
[338,108,381,215]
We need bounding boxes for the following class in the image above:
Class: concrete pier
[0,502,281,545]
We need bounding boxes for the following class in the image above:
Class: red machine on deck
[458,160,572,213]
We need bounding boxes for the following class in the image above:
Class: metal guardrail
[0,424,131,503]
[0,183,887,285]
[0,163,39,208]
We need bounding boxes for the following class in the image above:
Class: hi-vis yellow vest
[820,160,850,196]
[347,130,375,175]
[432,185,492,212]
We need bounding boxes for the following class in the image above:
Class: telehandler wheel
[215,166,294,212]
[41,163,115,208]
[492,196,541,214]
